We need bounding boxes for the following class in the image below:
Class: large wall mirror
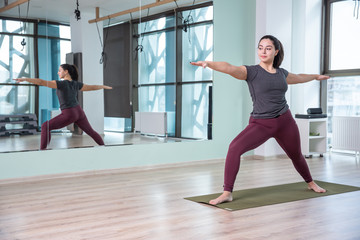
[0,0,213,153]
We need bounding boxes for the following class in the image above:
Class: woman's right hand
[103,85,113,90]
[190,61,208,68]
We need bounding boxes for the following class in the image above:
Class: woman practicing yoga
[191,35,329,205]
[14,64,112,150]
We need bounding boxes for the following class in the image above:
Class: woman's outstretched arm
[190,61,247,80]
[286,73,330,85]
[13,78,57,89]
[80,84,112,91]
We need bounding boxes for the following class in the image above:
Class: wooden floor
[0,131,192,153]
[0,153,359,240]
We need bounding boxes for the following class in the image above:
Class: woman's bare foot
[308,181,326,193]
[209,191,233,205]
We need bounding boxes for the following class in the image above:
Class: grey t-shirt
[55,80,84,110]
[245,65,289,119]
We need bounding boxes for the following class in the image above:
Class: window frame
[321,0,360,110]
[131,1,213,139]
[321,0,360,146]
[322,0,360,77]
[0,16,70,118]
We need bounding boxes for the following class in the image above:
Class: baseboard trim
[0,154,298,185]
[0,158,225,185]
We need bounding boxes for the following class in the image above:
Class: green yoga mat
[185,181,360,211]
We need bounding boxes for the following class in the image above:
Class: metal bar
[0,83,36,86]
[132,20,213,38]
[135,82,177,87]
[175,10,182,138]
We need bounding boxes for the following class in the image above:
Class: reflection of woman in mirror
[14,64,112,150]
[191,35,329,205]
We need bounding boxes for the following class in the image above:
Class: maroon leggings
[40,105,105,150]
[223,110,313,192]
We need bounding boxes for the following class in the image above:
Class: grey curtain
[103,22,131,118]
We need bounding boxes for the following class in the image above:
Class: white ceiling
[1,0,207,25]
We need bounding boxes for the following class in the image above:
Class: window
[323,0,360,144]
[37,22,71,125]
[328,1,360,70]
[181,5,213,139]
[0,19,36,114]
[0,17,71,125]
[135,3,213,139]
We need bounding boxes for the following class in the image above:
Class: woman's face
[58,66,67,79]
[257,38,278,65]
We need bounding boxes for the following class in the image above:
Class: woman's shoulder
[55,80,66,89]
[57,80,81,88]
[244,65,260,80]
[245,64,260,71]
[67,80,82,86]
[72,80,84,90]
[277,67,289,77]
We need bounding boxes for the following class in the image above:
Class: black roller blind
[103,22,131,118]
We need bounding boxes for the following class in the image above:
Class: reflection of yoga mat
[185,181,360,211]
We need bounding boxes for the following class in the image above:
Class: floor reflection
[0,131,200,153]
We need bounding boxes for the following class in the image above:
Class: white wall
[70,12,105,134]
[254,0,293,157]
[254,0,323,157]
[290,0,322,115]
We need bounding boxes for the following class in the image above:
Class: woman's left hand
[13,78,26,83]
[316,75,330,81]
